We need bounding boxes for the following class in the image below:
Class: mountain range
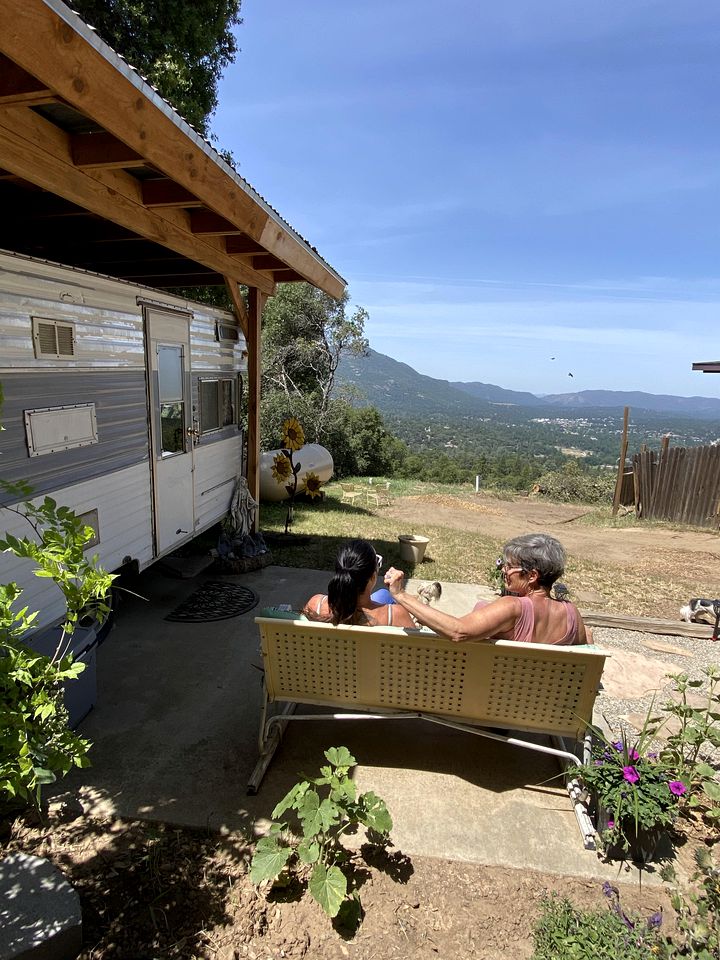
[338,349,720,420]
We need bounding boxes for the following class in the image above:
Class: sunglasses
[375,553,383,571]
[497,558,524,575]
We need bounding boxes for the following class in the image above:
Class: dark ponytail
[327,539,377,625]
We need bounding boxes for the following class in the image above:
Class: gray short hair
[502,533,566,587]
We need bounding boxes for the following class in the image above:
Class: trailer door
[145,307,195,555]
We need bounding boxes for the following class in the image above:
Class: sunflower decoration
[303,471,323,500]
[281,417,305,452]
[271,452,292,484]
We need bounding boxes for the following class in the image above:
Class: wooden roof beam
[225,235,266,255]
[0,104,275,293]
[0,53,56,107]
[141,179,205,208]
[71,131,145,169]
[189,210,244,236]
[273,269,305,283]
[252,254,287,271]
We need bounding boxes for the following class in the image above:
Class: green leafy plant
[659,669,720,826]
[659,847,719,959]
[532,885,662,959]
[250,747,393,919]
[579,723,684,859]
[1,492,115,812]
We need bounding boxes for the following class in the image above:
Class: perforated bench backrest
[256,618,606,739]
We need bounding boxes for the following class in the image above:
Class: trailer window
[158,345,185,455]
[199,378,235,433]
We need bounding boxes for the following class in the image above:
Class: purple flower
[623,766,640,784]
[628,748,640,762]
[647,911,663,930]
[669,780,686,797]
[648,751,658,760]
[607,820,615,829]
[594,759,603,766]
[612,741,623,752]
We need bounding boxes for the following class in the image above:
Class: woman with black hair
[303,539,416,627]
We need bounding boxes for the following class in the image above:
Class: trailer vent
[215,322,240,343]
[32,318,76,358]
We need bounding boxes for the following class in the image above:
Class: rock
[0,853,82,960]
[639,638,692,657]
[601,651,678,699]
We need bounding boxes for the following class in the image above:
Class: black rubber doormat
[164,580,259,622]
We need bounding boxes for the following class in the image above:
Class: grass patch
[261,486,503,585]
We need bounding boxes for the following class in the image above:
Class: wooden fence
[633,445,720,528]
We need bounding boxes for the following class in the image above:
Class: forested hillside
[338,349,720,468]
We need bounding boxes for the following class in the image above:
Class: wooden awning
[692,362,720,373]
[0,0,345,300]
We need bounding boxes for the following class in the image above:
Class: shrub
[535,461,615,504]
[250,747,393,919]
[1,492,114,812]
[532,886,662,960]
[659,847,719,959]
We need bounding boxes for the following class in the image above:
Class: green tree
[261,283,369,446]
[68,0,243,134]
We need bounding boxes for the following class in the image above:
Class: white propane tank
[258,443,334,502]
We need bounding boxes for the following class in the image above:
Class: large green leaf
[249,837,292,885]
[702,780,720,802]
[309,863,346,917]
[299,792,339,837]
[272,781,309,819]
[325,746,355,769]
[359,791,393,834]
[297,838,321,864]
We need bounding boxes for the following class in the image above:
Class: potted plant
[579,726,686,862]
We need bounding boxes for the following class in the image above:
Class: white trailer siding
[0,461,154,631]
[0,250,248,633]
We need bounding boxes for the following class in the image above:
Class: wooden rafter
[0,104,276,293]
[71,131,145,169]
[0,52,55,107]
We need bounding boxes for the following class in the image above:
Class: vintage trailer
[0,249,247,632]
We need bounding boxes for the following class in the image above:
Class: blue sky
[213,1,720,397]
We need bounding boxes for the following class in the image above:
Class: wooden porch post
[246,286,266,530]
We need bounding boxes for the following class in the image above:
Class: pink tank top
[513,596,579,645]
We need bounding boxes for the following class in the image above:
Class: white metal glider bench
[249,616,608,849]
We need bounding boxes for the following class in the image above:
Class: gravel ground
[592,626,719,757]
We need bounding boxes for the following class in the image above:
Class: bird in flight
[568,372,574,377]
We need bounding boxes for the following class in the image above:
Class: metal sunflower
[303,471,322,499]
[271,452,292,484]
[281,417,305,452]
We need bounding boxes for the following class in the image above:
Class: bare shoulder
[302,594,325,618]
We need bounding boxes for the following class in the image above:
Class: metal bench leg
[551,734,596,850]
[247,686,296,795]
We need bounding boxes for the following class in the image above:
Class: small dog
[418,581,442,605]
[679,598,720,625]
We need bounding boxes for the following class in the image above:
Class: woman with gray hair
[383,532,589,645]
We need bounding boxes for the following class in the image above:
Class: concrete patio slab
[50,563,659,884]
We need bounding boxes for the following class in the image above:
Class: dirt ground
[5,812,680,960]
[4,492,718,958]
